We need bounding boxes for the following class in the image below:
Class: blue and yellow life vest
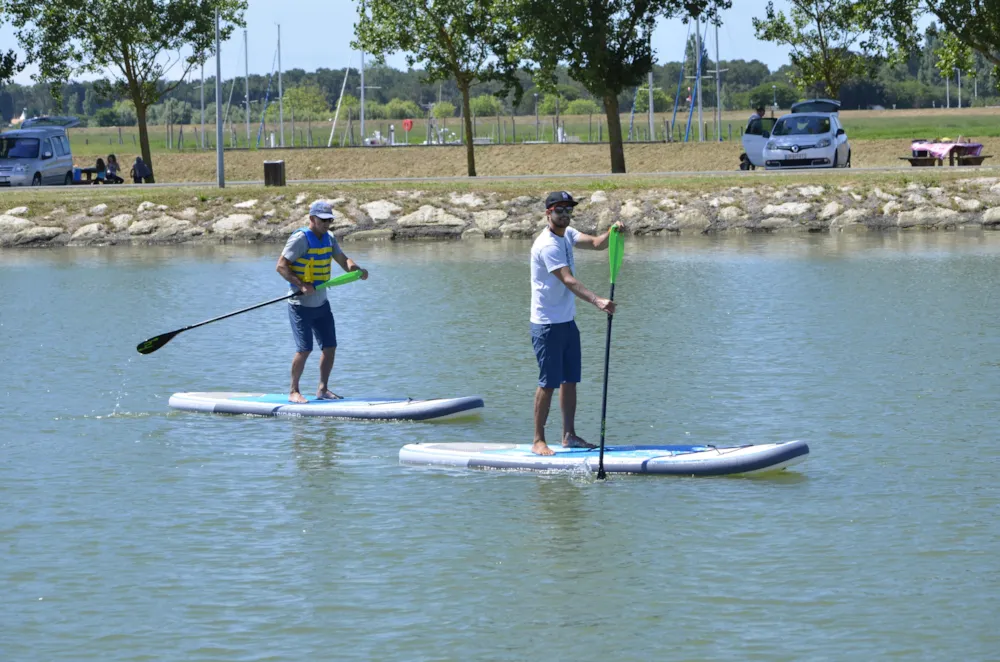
[291,228,333,285]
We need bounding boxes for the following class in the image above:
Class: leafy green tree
[82,87,97,116]
[934,32,975,81]
[354,0,522,176]
[385,97,423,119]
[469,94,504,116]
[632,86,672,112]
[753,0,874,99]
[747,81,799,109]
[337,93,361,117]
[432,101,456,118]
[266,83,331,121]
[519,0,726,173]
[538,94,566,115]
[859,0,1000,70]
[4,0,246,182]
[565,98,601,114]
[93,107,118,127]
[0,7,22,85]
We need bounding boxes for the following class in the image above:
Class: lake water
[1,233,998,661]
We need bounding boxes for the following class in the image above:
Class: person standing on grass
[275,200,369,404]
[529,191,623,456]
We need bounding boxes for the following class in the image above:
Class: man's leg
[289,351,310,403]
[288,303,313,403]
[316,347,340,399]
[532,386,556,456]
[561,321,594,449]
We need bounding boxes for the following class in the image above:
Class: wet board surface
[168,392,484,421]
[399,440,809,476]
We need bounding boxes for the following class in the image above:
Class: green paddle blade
[609,226,624,284]
[315,269,363,291]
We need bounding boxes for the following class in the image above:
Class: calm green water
[2,234,999,661]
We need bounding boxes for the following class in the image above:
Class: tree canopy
[354,0,521,175]
[519,0,728,173]
[753,0,874,99]
[4,0,246,181]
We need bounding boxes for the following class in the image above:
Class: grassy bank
[63,107,1000,157]
[40,138,1000,184]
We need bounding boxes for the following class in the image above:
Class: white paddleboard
[399,440,809,476]
[168,392,484,421]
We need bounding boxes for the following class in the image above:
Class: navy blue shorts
[531,320,581,388]
[288,301,337,352]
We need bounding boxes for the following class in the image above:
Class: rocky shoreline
[3,177,1000,248]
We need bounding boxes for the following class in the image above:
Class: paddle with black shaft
[135,270,363,355]
[596,225,625,480]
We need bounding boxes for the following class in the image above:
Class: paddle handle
[596,282,615,480]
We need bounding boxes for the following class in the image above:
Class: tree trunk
[603,94,626,173]
[134,99,155,183]
[459,82,477,177]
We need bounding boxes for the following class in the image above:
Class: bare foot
[316,390,343,400]
[531,440,555,456]
[288,391,308,404]
[563,434,596,449]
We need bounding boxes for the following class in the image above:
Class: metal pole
[361,51,365,145]
[957,69,962,108]
[715,18,722,141]
[244,29,250,144]
[696,15,704,141]
[278,24,284,147]
[647,70,654,140]
[215,8,224,188]
[200,60,205,149]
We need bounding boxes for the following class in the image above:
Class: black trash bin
[264,160,286,186]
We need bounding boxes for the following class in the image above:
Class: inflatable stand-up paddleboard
[168,392,484,421]
[399,440,808,476]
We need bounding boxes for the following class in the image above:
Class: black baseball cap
[544,191,579,209]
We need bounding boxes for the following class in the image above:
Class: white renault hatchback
[762,99,850,169]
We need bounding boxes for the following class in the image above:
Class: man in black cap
[529,191,623,456]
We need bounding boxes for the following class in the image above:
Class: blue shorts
[288,301,337,353]
[531,321,581,388]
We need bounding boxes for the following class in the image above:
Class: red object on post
[402,119,414,132]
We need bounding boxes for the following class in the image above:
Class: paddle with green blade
[596,225,625,480]
[135,270,364,355]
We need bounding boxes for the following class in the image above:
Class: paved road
[24,163,1000,192]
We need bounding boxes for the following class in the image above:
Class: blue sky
[2,1,793,85]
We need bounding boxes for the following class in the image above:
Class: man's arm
[574,221,624,250]
[551,266,615,314]
[276,256,309,293]
[332,251,369,279]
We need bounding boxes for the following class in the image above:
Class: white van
[0,116,79,187]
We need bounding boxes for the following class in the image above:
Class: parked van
[0,116,79,187]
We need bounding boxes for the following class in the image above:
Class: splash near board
[399,440,808,476]
[168,392,484,421]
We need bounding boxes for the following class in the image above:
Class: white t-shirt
[530,226,580,324]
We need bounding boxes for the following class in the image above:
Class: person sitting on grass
[92,158,107,185]
[106,154,124,184]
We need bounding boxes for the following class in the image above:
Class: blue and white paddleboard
[399,440,808,476]
[168,392,484,421]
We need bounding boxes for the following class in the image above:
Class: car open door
[741,116,776,168]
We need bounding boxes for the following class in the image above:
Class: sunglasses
[548,205,574,214]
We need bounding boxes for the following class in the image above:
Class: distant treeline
[2,24,997,127]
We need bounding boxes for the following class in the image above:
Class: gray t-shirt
[282,229,344,307]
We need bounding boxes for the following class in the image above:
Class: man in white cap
[529,191,622,456]
[276,200,368,403]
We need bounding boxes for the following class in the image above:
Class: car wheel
[64,172,73,185]
[31,173,42,186]
[832,151,839,168]
[846,150,851,168]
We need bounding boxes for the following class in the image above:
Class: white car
[741,99,850,170]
